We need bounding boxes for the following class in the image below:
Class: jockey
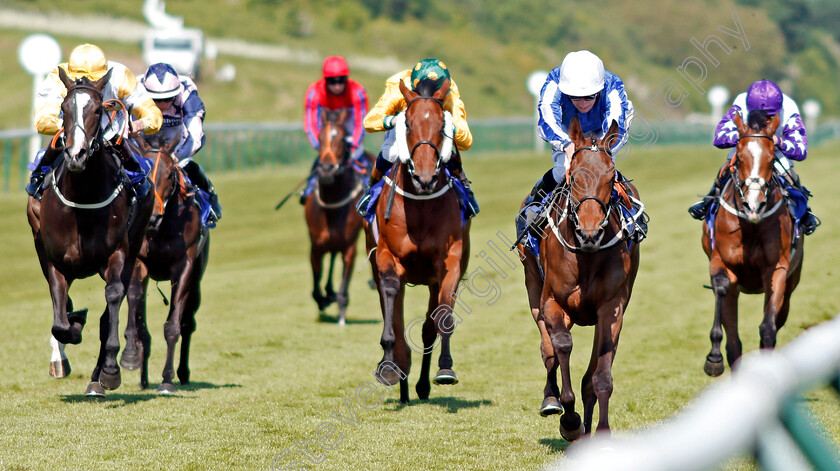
[301,56,370,204]
[27,43,162,200]
[139,62,222,222]
[688,79,819,235]
[355,58,478,218]
[515,50,643,243]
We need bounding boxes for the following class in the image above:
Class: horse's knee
[163,321,180,343]
[104,283,125,305]
[379,274,400,298]
[711,273,730,297]
[550,330,573,356]
[759,322,777,348]
[592,371,613,397]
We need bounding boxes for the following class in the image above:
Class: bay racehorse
[518,117,641,439]
[305,108,368,325]
[365,78,470,403]
[701,111,803,376]
[26,67,154,396]
[121,132,210,393]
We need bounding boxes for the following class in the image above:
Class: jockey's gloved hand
[383,112,403,130]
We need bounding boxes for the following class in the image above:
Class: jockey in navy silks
[688,79,819,235]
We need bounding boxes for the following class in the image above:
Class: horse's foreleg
[121,261,147,372]
[96,252,130,391]
[336,242,357,326]
[416,284,440,400]
[705,265,739,376]
[49,336,71,379]
[325,252,338,303]
[310,245,329,311]
[47,265,80,345]
[544,294,581,441]
[523,250,560,415]
[585,300,625,437]
[178,274,201,386]
[374,247,405,385]
[159,260,195,394]
[432,253,462,386]
[760,268,789,349]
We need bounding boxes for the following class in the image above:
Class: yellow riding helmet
[66,44,109,81]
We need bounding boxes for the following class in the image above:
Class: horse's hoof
[374,364,402,386]
[560,417,585,441]
[540,397,563,417]
[704,359,725,377]
[49,359,71,379]
[156,383,177,394]
[84,382,106,397]
[99,371,121,390]
[119,352,142,371]
[416,381,430,401]
[432,369,459,385]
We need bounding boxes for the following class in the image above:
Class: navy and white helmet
[143,63,182,99]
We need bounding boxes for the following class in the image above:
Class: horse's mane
[413,78,439,98]
[747,109,772,132]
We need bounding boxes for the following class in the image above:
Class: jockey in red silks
[300,56,370,203]
[688,79,819,235]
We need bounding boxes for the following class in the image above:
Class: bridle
[145,147,183,217]
[312,118,365,209]
[718,134,784,221]
[403,95,447,178]
[65,83,105,156]
[566,141,615,231]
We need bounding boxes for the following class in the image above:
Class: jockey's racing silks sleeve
[714,93,807,161]
[364,70,473,151]
[115,66,162,135]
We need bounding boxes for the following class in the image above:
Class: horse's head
[398,78,453,194]
[316,108,350,184]
[58,66,112,172]
[566,116,618,253]
[732,111,780,222]
[135,130,181,234]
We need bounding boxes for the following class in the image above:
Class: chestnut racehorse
[518,117,641,439]
[365,78,470,403]
[26,68,154,396]
[701,111,804,376]
[304,108,368,325]
[121,132,210,393]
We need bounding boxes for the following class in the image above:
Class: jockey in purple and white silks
[139,62,222,222]
[688,79,818,235]
[515,50,646,244]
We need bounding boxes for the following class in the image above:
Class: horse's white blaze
[68,93,92,157]
[50,335,67,362]
[746,140,763,211]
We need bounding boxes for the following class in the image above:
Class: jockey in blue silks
[515,50,646,244]
[688,79,819,235]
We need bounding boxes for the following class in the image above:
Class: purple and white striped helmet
[746,80,783,115]
[143,63,182,99]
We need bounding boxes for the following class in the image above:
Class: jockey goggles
[326,76,347,85]
[570,93,598,102]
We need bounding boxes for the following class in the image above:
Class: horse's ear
[57,67,73,89]
[319,107,327,123]
[766,113,781,136]
[165,129,182,154]
[399,77,417,103]
[733,112,750,136]
[92,68,112,90]
[568,115,585,147]
[602,120,620,150]
[338,108,349,124]
[433,78,451,101]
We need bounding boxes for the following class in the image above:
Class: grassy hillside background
[1,0,840,129]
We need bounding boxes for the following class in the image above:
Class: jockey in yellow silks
[27,43,162,200]
[355,58,478,218]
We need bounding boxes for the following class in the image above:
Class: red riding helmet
[322,56,350,78]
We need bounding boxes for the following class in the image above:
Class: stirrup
[688,200,708,220]
[355,192,371,218]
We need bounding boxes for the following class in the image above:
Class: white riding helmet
[143,63,183,99]
[557,50,605,96]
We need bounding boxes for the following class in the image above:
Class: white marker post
[802,99,820,134]
[526,70,549,152]
[707,84,730,130]
[18,34,61,163]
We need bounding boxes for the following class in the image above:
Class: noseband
[66,83,105,155]
[567,140,615,230]
[404,96,446,177]
[719,134,784,221]
[146,148,181,216]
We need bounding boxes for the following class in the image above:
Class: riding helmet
[143,63,183,100]
[556,50,605,97]
[746,80,783,115]
[410,58,450,91]
[323,56,350,78]
[66,44,109,81]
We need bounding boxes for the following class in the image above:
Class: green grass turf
[0,143,838,470]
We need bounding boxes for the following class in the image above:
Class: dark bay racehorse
[26,68,154,396]
[518,117,640,439]
[305,108,367,325]
[701,112,803,376]
[365,78,470,403]
[121,132,210,393]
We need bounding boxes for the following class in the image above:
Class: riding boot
[778,167,819,235]
[107,142,151,201]
[446,156,479,218]
[300,156,320,205]
[184,160,222,221]
[355,153,390,218]
[26,144,63,199]
[688,179,721,220]
[515,169,559,245]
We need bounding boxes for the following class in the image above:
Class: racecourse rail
[548,313,840,471]
[2,118,840,194]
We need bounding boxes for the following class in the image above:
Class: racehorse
[120,131,210,393]
[701,111,803,376]
[26,67,154,396]
[518,116,640,439]
[304,108,368,325]
[365,78,470,403]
